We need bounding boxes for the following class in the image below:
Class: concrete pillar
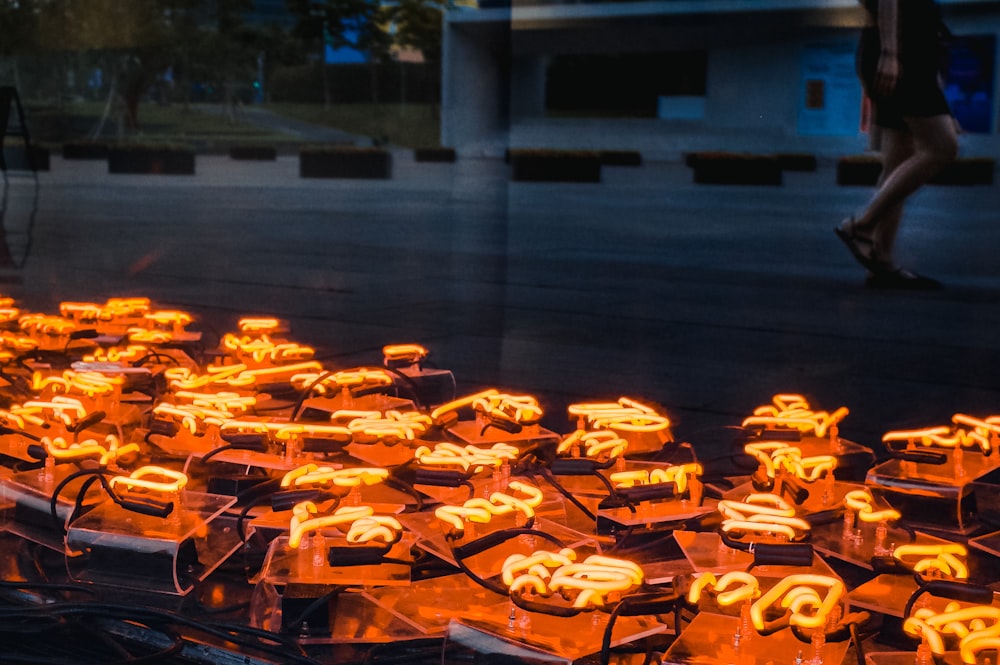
[441,18,511,153]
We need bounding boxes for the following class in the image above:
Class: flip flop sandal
[834,220,887,274]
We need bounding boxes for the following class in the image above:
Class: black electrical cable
[0,603,321,665]
[131,351,181,367]
[288,370,336,422]
[198,442,265,466]
[536,466,598,522]
[382,476,424,512]
[850,621,866,665]
[49,467,113,533]
[108,629,185,665]
[446,528,567,596]
[281,585,347,635]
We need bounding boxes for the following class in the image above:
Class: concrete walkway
[3,151,999,460]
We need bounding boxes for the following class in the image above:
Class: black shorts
[857,27,952,130]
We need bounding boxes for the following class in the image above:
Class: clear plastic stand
[445,420,561,448]
[723,480,865,517]
[253,533,418,644]
[597,497,717,529]
[362,572,510,636]
[1,466,108,554]
[811,520,948,571]
[969,529,1000,558]
[673,530,839,579]
[188,447,320,473]
[65,490,240,595]
[260,534,415,588]
[448,605,666,664]
[865,652,965,665]
[846,574,923,618]
[400,511,601,574]
[866,454,1000,535]
[250,584,430,643]
[346,441,421,468]
[664,612,849,665]
[299,394,416,419]
[848,573,1000,619]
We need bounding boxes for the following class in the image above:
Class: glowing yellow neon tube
[750,575,844,631]
[109,466,188,494]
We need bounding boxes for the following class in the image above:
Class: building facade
[441,0,1000,160]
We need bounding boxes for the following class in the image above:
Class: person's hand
[875,52,900,96]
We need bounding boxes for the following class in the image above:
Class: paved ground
[2,150,999,461]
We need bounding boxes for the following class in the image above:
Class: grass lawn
[25,101,293,147]
[24,100,441,150]
[264,103,441,148]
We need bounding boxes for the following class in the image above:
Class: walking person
[835,0,958,289]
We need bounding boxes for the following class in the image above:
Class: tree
[286,0,394,104]
[391,0,444,65]
[0,1,41,91]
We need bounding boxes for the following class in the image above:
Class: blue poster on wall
[942,35,995,133]
[798,42,863,136]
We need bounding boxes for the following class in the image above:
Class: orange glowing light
[109,466,188,495]
[743,394,848,438]
[290,368,393,395]
[611,462,703,494]
[345,514,403,544]
[32,370,124,398]
[222,333,315,364]
[20,397,89,427]
[144,310,193,329]
[63,298,151,323]
[0,332,38,352]
[568,397,671,433]
[718,493,810,540]
[904,604,1000,660]
[127,329,175,344]
[843,489,901,523]
[961,635,1000,665]
[168,361,324,390]
[271,423,352,444]
[687,571,761,606]
[153,403,232,434]
[82,345,150,364]
[750,574,845,631]
[429,389,500,423]
[104,297,151,317]
[472,392,543,426]
[347,410,432,444]
[434,481,543,533]
[0,308,19,324]
[280,464,388,489]
[501,549,643,610]
[173,390,257,413]
[893,543,969,580]
[19,314,77,336]
[382,344,428,364]
[882,424,993,455]
[288,503,374,549]
[237,318,281,334]
[413,442,519,471]
[558,429,628,459]
[44,434,139,466]
[745,442,838,482]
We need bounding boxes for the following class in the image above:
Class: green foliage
[391,0,445,62]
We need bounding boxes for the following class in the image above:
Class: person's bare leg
[852,114,957,237]
[868,127,913,265]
